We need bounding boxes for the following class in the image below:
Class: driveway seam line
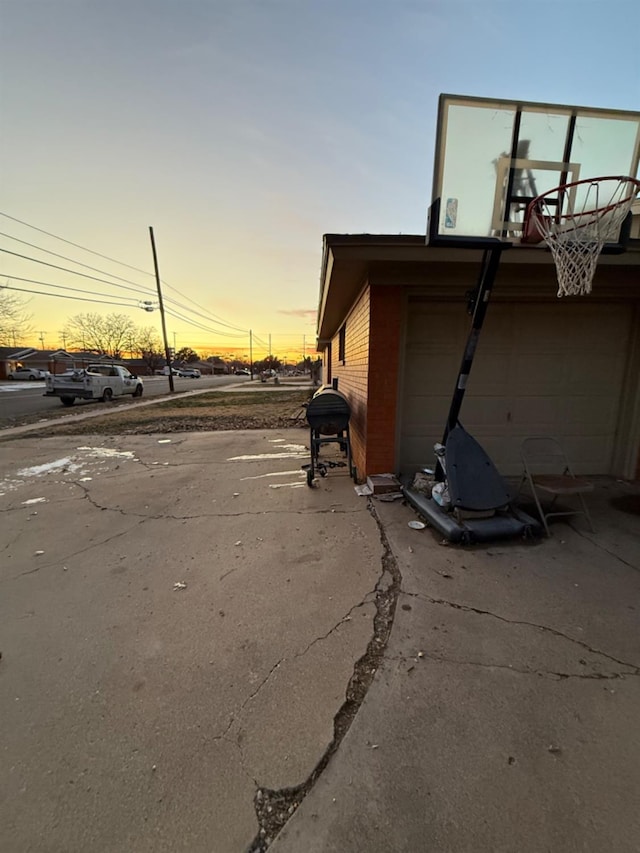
[402,590,640,672]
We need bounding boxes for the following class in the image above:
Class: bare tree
[133,325,164,373]
[0,286,33,347]
[64,313,137,358]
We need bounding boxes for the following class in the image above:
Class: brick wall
[329,284,370,479]
[327,283,403,480]
[366,286,403,474]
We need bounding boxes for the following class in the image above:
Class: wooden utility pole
[249,329,253,379]
[148,227,174,393]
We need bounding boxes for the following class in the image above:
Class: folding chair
[518,437,595,536]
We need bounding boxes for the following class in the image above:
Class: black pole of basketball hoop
[436,244,505,480]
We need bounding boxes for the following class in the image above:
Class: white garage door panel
[400,301,631,476]
[513,354,566,392]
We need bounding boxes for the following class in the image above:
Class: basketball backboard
[428,94,640,246]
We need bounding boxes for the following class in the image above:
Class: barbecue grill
[303,384,354,486]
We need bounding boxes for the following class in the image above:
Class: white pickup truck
[45,364,144,406]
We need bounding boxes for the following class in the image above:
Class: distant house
[316,233,640,482]
[0,347,76,378]
[0,347,36,379]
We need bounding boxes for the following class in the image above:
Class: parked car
[180,368,201,378]
[45,364,143,406]
[7,367,49,380]
[236,368,251,376]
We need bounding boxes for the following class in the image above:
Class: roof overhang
[316,234,640,345]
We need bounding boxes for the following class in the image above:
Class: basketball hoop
[522,176,640,297]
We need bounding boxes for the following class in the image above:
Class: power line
[165,308,249,340]
[0,230,158,295]
[0,234,249,332]
[0,211,299,341]
[0,214,251,333]
[0,211,155,277]
[162,280,249,333]
[1,282,140,309]
[1,272,142,303]
[0,248,157,298]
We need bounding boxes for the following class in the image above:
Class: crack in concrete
[11,519,147,579]
[74,486,365,521]
[568,525,640,573]
[223,593,379,741]
[402,590,640,673]
[227,658,287,735]
[245,499,402,852]
[291,594,377,663]
[391,652,637,681]
[219,733,260,787]
[1,529,24,552]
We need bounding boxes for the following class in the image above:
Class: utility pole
[249,329,253,379]
[173,331,177,352]
[39,331,45,349]
[148,227,174,393]
[268,333,271,358]
[60,331,67,350]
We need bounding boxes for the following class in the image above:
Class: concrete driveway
[273,481,640,853]
[2,425,639,853]
[0,430,384,852]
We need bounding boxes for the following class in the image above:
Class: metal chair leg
[578,492,595,533]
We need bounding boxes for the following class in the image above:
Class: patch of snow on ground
[17,457,79,477]
[268,482,306,489]
[75,447,135,459]
[240,470,304,480]
[228,452,308,461]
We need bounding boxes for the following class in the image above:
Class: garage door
[399,300,632,476]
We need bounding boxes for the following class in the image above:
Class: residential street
[1,426,639,852]
[0,374,247,424]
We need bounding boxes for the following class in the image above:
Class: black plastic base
[403,487,542,544]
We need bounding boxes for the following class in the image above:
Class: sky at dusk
[1,0,639,361]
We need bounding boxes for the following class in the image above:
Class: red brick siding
[329,284,370,480]
[366,286,403,474]
[326,284,403,480]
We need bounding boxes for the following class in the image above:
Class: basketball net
[523,176,640,297]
